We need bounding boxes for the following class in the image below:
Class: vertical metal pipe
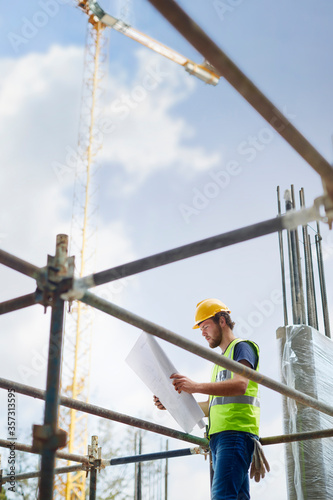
[285,190,299,324]
[308,234,319,330]
[39,292,65,499]
[134,433,138,499]
[39,235,67,500]
[165,440,168,500]
[300,190,318,329]
[300,188,312,326]
[0,454,3,494]
[134,431,142,500]
[291,186,306,323]
[89,436,99,500]
[89,468,97,500]
[277,187,289,325]
[315,222,331,338]
[209,450,214,493]
[137,432,142,500]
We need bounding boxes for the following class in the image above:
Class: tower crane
[55,2,220,498]
[54,4,108,498]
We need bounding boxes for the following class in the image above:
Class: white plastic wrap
[276,326,333,500]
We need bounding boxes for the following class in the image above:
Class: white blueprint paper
[126,332,205,434]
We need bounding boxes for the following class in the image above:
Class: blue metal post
[89,468,97,500]
[37,235,70,500]
[38,291,65,499]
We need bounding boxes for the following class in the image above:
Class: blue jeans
[209,431,256,500]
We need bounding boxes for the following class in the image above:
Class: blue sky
[1,1,333,498]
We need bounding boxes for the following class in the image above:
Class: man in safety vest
[154,298,261,500]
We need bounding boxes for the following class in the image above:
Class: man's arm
[198,399,209,417]
[171,360,252,397]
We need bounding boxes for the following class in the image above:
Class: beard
[209,324,223,349]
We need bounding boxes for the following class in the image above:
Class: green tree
[0,487,9,499]
[3,448,39,500]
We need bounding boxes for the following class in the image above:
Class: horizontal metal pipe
[260,427,333,446]
[0,248,41,280]
[3,431,333,484]
[109,447,193,466]
[1,428,332,482]
[82,216,285,289]
[146,0,333,197]
[1,464,83,484]
[0,439,193,467]
[0,438,89,465]
[0,292,39,315]
[0,377,208,448]
[80,292,333,419]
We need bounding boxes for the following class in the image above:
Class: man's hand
[171,373,198,394]
[153,395,166,410]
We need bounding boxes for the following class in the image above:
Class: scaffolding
[0,212,333,498]
[1,1,333,499]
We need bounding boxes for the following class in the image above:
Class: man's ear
[219,315,226,328]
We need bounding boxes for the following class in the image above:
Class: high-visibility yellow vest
[208,338,260,437]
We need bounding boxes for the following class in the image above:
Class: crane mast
[54,8,108,499]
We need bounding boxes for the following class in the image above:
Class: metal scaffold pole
[145,0,333,199]
[0,376,208,447]
[285,189,304,324]
[0,438,89,465]
[0,248,41,279]
[0,291,41,315]
[134,432,142,500]
[277,187,289,326]
[1,465,84,484]
[79,292,333,418]
[77,204,323,291]
[165,440,168,500]
[315,221,331,338]
[88,436,101,500]
[79,216,285,289]
[300,188,319,329]
[291,185,306,323]
[2,430,333,485]
[35,235,69,500]
[38,292,65,497]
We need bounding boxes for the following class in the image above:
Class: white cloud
[0,44,221,230]
[97,49,221,191]
[0,44,85,260]
[0,44,99,446]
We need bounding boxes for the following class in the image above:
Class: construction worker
[154,298,260,500]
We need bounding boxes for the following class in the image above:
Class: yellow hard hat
[193,298,231,329]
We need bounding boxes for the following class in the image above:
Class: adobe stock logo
[8,0,70,53]
[213,0,245,21]
[179,161,242,224]
[235,289,283,337]
[52,62,169,182]
[178,106,296,224]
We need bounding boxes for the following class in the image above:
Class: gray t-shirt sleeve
[233,342,258,370]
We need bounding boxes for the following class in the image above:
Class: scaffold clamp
[32,425,67,452]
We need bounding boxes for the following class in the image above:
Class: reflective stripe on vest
[208,338,260,437]
[210,395,260,407]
